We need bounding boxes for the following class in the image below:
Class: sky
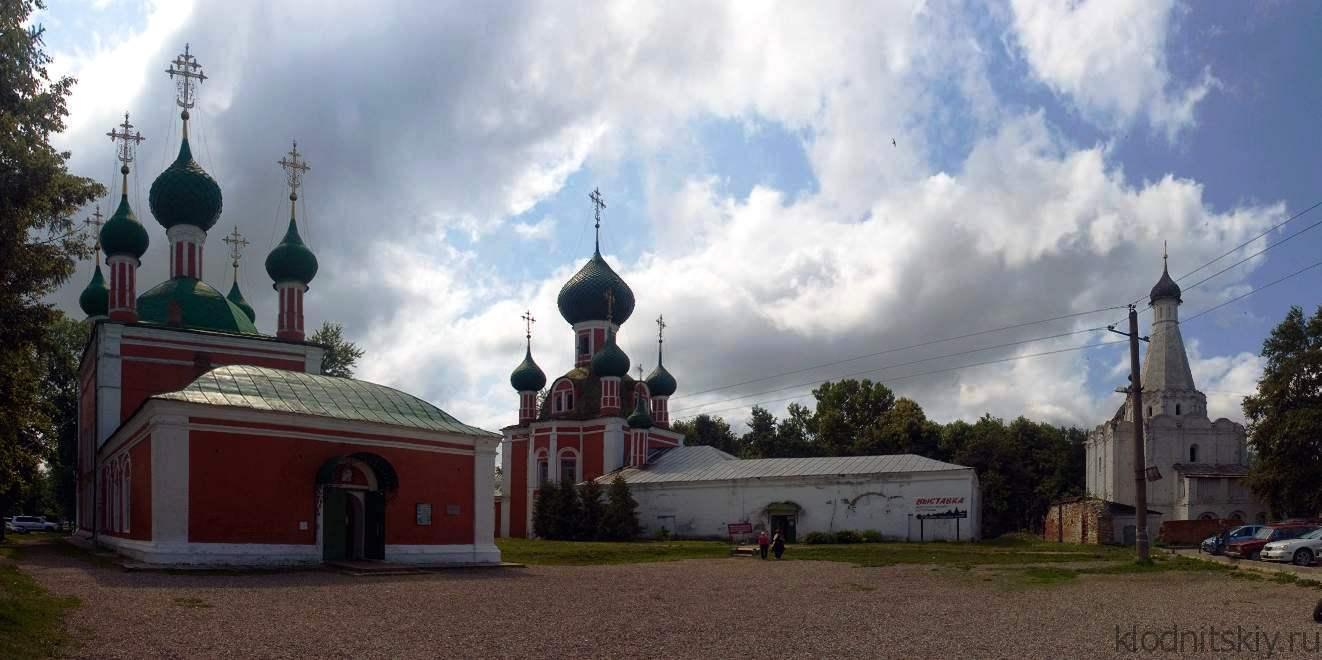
[38,0,1322,434]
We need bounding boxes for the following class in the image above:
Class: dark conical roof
[645,362,677,397]
[100,194,150,259]
[627,395,653,429]
[510,346,547,392]
[265,217,319,285]
[590,334,631,378]
[557,249,635,325]
[226,280,256,323]
[149,138,223,231]
[1149,261,1182,304]
[79,264,109,318]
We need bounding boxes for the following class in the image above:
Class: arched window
[1189,444,1199,463]
[535,450,549,487]
[552,380,575,414]
[1147,406,1152,418]
[1175,403,1181,416]
[558,448,579,484]
[1198,512,1217,521]
[1229,511,1245,521]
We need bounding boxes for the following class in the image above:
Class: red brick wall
[509,440,528,538]
[1043,500,1107,544]
[188,428,475,546]
[1159,519,1232,546]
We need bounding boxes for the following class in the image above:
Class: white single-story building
[598,446,981,542]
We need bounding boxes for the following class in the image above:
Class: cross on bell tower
[278,140,311,219]
[589,187,606,254]
[222,226,249,285]
[84,206,105,263]
[165,44,206,136]
[106,112,145,193]
[521,310,536,346]
[656,314,666,362]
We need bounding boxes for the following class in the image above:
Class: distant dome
[557,251,635,325]
[646,362,677,397]
[265,218,319,285]
[226,281,256,323]
[79,265,109,318]
[1150,262,1182,304]
[510,347,547,392]
[590,336,630,378]
[149,138,222,231]
[100,194,149,259]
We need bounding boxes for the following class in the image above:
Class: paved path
[16,541,1322,658]
[1172,548,1321,579]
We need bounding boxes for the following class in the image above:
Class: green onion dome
[557,249,635,325]
[590,334,630,378]
[645,362,677,397]
[265,218,319,285]
[226,281,256,323]
[510,346,547,392]
[148,138,223,231]
[1149,262,1182,304]
[137,278,260,334]
[79,265,109,318]
[99,193,150,259]
[627,395,653,429]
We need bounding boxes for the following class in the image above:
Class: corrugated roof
[598,445,971,485]
[1173,463,1249,478]
[155,364,498,437]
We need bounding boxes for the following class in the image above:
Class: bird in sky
[892,138,897,147]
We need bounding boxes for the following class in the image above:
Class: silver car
[1260,527,1322,566]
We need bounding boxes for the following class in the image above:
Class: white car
[5,515,51,533]
[1260,527,1322,566]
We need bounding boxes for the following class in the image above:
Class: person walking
[771,529,786,560]
[756,530,770,560]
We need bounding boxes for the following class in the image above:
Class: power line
[1183,257,1322,324]
[671,326,1112,417]
[672,304,1128,402]
[674,339,1128,421]
[1178,213,1322,298]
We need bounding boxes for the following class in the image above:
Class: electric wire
[672,305,1129,402]
[1183,257,1322,325]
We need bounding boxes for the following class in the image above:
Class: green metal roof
[80,264,109,318]
[265,217,319,284]
[226,280,256,323]
[509,346,547,392]
[556,250,635,325]
[590,335,630,378]
[156,364,498,437]
[100,193,150,259]
[148,138,223,231]
[137,277,261,335]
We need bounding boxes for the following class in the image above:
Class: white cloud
[1187,340,1263,423]
[47,1,1281,436]
[1007,0,1216,138]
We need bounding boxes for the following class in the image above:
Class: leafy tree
[577,480,605,540]
[670,414,738,455]
[0,1,104,533]
[308,321,364,378]
[599,475,640,541]
[740,405,819,458]
[812,379,896,456]
[43,312,87,522]
[739,406,778,458]
[1243,306,1322,517]
[866,397,942,457]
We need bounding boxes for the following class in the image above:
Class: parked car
[1225,524,1318,560]
[1200,525,1265,555]
[5,515,50,534]
[1261,527,1322,566]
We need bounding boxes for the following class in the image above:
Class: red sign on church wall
[727,522,753,535]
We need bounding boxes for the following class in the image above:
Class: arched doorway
[316,453,398,562]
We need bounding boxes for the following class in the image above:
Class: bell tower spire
[265,140,319,342]
[1139,248,1204,420]
[102,114,149,321]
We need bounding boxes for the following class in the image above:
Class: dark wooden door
[323,489,348,561]
[365,491,386,560]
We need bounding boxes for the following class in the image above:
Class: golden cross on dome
[521,310,536,342]
[222,226,249,282]
[84,206,104,263]
[106,112,145,190]
[278,140,311,200]
[603,288,615,324]
[166,43,207,110]
[656,315,666,343]
[589,187,606,253]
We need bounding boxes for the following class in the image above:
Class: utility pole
[1109,304,1151,562]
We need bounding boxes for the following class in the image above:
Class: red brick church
[74,46,499,566]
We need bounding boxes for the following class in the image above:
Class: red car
[1225,524,1318,560]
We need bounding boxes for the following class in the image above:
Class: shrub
[861,529,883,543]
[803,531,835,544]
[834,530,864,544]
[599,476,640,541]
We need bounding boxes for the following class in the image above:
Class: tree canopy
[1,1,104,522]
[1243,305,1322,518]
[309,321,365,378]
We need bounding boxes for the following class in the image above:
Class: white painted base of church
[91,535,501,567]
